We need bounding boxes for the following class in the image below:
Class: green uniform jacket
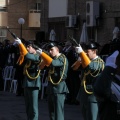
[22,53,41,89]
[77,56,105,103]
[46,53,69,94]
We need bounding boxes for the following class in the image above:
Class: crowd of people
[0,37,120,120]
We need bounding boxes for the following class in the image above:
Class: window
[0,0,6,7]
[0,29,7,42]
[0,0,7,12]
[36,2,41,10]
[49,0,68,18]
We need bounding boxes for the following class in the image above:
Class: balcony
[0,12,8,27]
[28,10,41,27]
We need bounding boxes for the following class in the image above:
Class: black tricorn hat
[47,42,59,50]
[25,40,33,47]
[86,42,100,49]
[25,40,39,50]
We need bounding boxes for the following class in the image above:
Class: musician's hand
[36,48,42,55]
[105,50,119,68]
[75,44,83,54]
[13,38,21,45]
[71,57,81,70]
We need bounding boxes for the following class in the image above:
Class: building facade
[0,0,120,47]
[0,0,41,42]
[40,0,120,46]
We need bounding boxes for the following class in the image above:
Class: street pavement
[0,91,83,120]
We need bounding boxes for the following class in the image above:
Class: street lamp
[18,18,25,39]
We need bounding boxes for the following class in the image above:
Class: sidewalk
[0,91,82,120]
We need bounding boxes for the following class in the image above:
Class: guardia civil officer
[73,42,105,120]
[14,38,41,120]
[37,42,69,120]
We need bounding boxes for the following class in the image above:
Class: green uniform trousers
[24,87,39,120]
[81,101,98,120]
[48,93,66,120]
[77,87,98,120]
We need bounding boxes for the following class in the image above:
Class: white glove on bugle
[13,38,22,45]
[75,44,83,54]
[36,48,42,55]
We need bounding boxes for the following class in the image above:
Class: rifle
[6,26,17,39]
[68,35,79,46]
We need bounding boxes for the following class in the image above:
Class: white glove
[13,38,21,45]
[105,50,119,68]
[36,48,42,55]
[75,44,83,54]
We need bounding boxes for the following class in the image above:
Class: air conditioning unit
[86,1,99,27]
[28,10,41,27]
[65,15,76,28]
